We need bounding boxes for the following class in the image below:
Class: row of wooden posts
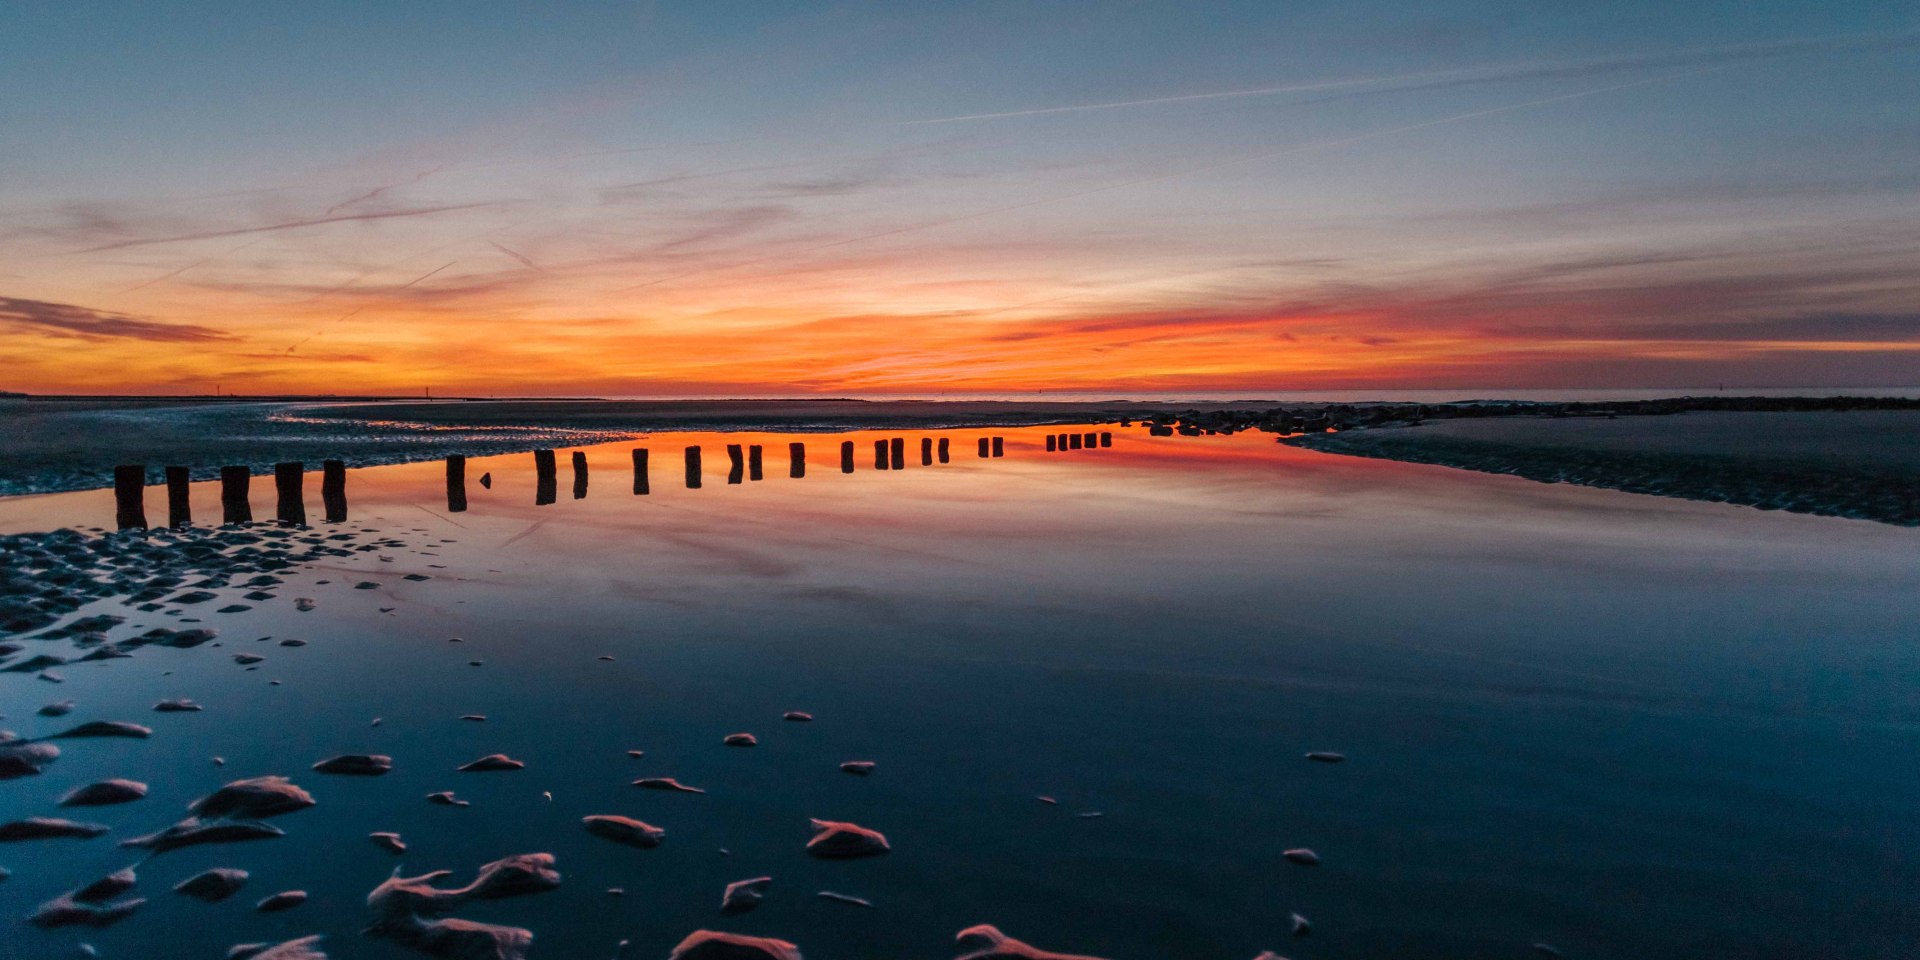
[109,431,1120,529]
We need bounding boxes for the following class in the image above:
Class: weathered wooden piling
[534,449,557,477]
[165,465,191,527]
[726,443,745,484]
[1069,433,1082,449]
[1046,435,1057,452]
[1100,432,1112,447]
[220,466,251,523]
[685,446,703,488]
[446,455,468,513]
[632,448,650,495]
[920,437,933,465]
[840,440,855,473]
[789,441,806,478]
[938,437,950,463]
[977,437,990,457]
[274,461,305,526]
[1083,432,1097,448]
[322,459,347,522]
[535,475,557,506]
[748,444,764,481]
[991,436,1005,457]
[874,439,889,470]
[113,464,147,530]
[889,436,905,469]
[572,451,588,499]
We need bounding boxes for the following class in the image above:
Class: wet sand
[1286,410,1920,526]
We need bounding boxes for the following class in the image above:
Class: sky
[2,0,1917,396]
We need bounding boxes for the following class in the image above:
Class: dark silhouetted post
[572,451,588,499]
[114,465,147,530]
[165,465,191,527]
[726,443,745,484]
[322,459,347,522]
[874,439,889,470]
[534,449,557,477]
[920,437,933,465]
[992,437,1005,457]
[889,436,905,469]
[685,446,703,488]
[446,455,468,513]
[840,440,855,473]
[1069,433,1082,449]
[274,462,305,526]
[220,466,251,523]
[938,437,950,462]
[789,441,805,478]
[1100,432,1112,447]
[1046,435,1057,452]
[977,437,989,457]
[1083,432,1097,448]
[632,448,650,495]
[748,444,764,481]
[535,449,558,505]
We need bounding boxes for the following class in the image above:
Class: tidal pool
[1,425,1916,959]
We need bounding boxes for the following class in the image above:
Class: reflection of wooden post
[874,439,889,470]
[274,462,305,526]
[220,466,251,523]
[977,437,989,457]
[165,465,191,527]
[114,465,147,530]
[322,459,347,522]
[992,437,1004,457]
[938,437,950,463]
[1100,432,1112,447]
[632,448,649,495]
[1046,435,1056,452]
[840,440,854,473]
[447,455,468,513]
[920,437,933,465]
[685,446,702,488]
[726,444,745,484]
[789,441,806,478]
[572,451,588,499]
[889,437,905,469]
[748,444,764,481]
[534,449,557,478]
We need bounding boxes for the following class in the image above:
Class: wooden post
[977,437,990,457]
[322,459,347,522]
[748,444,764,481]
[920,437,932,465]
[1100,432,1112,447]
[535,449,558,505]
[938,437,950,463]
[113,464,147,530]
[889,436,905,469]
[220,466,251,523]
[534,449,557,477]
[992,436,1004,457]
[1083,432,1097,448]
[1069,433,1082,449]
[572,450,588,499]
[789,441,806,478]
[685,446,702,488]
[164,465,191,527]
[840,440,854,473]
[1046,435,1056,452]
[446,455,468,513]
[274,461,305,526]
[726,443,745,484]
[874,439,889,470]
[632,448,650,495]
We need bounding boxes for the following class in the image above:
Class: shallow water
[1,425,1917,960]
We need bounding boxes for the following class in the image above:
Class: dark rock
[39,700,76,717]
[191,776,315,819]
[256,890,307,912]
[805,819,888,858]
[427,792,469,807]
[722,733,757,747]
[840,761,875,776]
[154,698,203,711]
[669,931,802,960]
[229,936,327,960]
[721,877,771,914]
[458,754,524,772]
[73,867,137,903]
[954,925,1109,960]
[175,867,249,901]
[313,754,392,775]
[1304,752,1345,763]
[121,818,284,853]
[583,815,664,848]
[783,711,813,722]
[1282,848,1319,866]
[633,777,705,794]
[372,832,407,854]
[0,816,109,841]
[817,891,872,908]
[61,779,148,806]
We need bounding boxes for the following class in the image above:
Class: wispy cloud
[0,296,233,342]
[73,202,509,253]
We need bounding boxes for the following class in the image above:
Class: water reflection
[633,448,650,495]
[166,465,191,526]
[446,455,467,513]
[323,459,348,522]
[572,450,588,499]
[221,465,251,523]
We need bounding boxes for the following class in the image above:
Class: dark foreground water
[1,425,1916,960]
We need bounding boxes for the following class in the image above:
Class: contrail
[76,202,505,253]
[616,69,1715,293]
[322,163,452,217]
[902,29,1919,125]
[489,241,545,273]
[122,238,266,293]
[401,260,458,288]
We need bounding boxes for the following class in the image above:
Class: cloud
[74,202,509,253]
[0,296,233,342]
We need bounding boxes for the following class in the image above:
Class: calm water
[1,425,1916,960]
